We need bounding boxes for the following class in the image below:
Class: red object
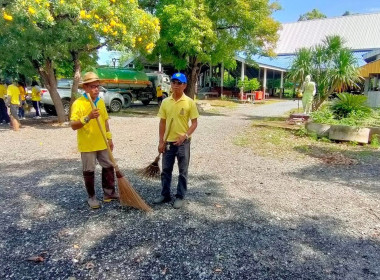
[41,89,48,96]
[255,91,263,100]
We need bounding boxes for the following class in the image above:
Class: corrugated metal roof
[276,13,380,55]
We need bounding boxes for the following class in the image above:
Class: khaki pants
[81,149,113,172]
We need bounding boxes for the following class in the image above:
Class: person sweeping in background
[154,73,199,209]
[70,72,119,209]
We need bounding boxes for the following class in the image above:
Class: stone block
[329,125,370,144]
[306,122,331,137]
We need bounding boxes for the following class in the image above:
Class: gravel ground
[1,101,380,280]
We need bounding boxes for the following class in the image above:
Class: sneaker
[153,195,171,204]
[87,196,101,209]
[173,198,185,209]
[35,116,41,119]
[22,117,26,120]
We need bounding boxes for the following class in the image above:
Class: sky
[273,0,380,23]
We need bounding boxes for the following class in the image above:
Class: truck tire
[124,94,132,108]
[62,99,71,115]
[109,99,122,113]
[142,99,151,106]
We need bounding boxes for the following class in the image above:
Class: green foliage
[223,72,236,88]
[238,76,260,92]
[310,105,335,123]
[370,134,380,148]
[142,0,280,97]
[331,93,371,119]
[298,9,327,21]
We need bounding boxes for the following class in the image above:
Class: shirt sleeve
[157,101,166,119]
[70,100,81,121]
[189,100,200,120]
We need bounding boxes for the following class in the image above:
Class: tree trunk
[37,59,66,123]
[185,56,202,99]
[70,51,81,118]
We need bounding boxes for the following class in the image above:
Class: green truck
[96,67,170,108]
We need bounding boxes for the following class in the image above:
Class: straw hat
[80,72,100,85]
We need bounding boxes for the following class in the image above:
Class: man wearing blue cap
[154,72,199,209]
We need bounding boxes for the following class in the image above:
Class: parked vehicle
[41,80,124,115]
[96,67,154,108]
[146,72,171,98]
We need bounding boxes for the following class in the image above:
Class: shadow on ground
[1,158,380,279]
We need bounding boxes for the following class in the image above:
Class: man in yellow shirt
[31,81,42,118]
[156,85,163,106]
[0,80,10,125]
[6,80,21,122]
[154,73,199,209]
[71,72,118,209]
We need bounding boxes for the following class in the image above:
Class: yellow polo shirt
[156,86,163,98]
[157,93,199,142]
[7,84,21,105]
[31,86,41,101]
[18,86,26,101]
[0,84,6,99]
[71,96,109,152]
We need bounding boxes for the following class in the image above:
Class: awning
[360,59,380,78]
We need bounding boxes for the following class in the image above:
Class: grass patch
[233,121,380,163]
[199,99,238,109]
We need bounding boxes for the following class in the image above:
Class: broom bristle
[10,117,20,131]
[116,171,152,212]
[139,155,161,179]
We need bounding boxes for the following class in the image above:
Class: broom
[85,93,152,212]
[140,118,173,179]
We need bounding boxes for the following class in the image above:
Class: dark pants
[32,101,41,116]
[18,101,25,118]
[0,99,10,124]
[161,140,191,199]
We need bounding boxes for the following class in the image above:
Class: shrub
[331,93,371,119]
[310,105,335,124]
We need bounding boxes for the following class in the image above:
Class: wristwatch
[84,116,90,124]
[185,133,189,139]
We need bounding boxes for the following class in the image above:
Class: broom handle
[85,93,119,171]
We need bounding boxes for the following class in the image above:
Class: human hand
[174,135,186,146]
[158,141,166,153]
[88,109,100,119]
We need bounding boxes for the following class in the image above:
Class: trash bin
[255,91,263,100]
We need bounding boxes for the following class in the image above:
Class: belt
[167,139,191,144]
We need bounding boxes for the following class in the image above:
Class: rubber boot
[102,167,119,202]
[83,171,100,209]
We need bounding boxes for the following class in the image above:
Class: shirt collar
[83,93,100,107]
[169,92,186,102]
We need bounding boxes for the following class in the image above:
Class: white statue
[301,75,316,114]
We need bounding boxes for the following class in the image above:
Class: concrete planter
[369,127,380,143]
[329,125,370,144]
[306,122,331,137]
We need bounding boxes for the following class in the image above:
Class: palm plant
[287,48,313,88]
[331,92,371,119]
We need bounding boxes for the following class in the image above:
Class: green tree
[140,0,280,98]
[1,0,159,122]
[298,9,327,21]
[287,35,361,111]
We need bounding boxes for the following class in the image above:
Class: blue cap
[171,73,187,83]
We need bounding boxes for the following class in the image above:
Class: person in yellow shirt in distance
[70,72,118,209]
[156,85,163,107]
[6,80,21,123]
[31,81,42,119]
[0,80,10,125]
[18,81,27,119]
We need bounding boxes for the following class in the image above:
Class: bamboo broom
[85,92,152,212]
[139,118,173,179]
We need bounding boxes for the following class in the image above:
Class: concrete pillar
[158,55,162,72]
[280,71,284,99]
[240,61,245,96]
[364,78,370,94]
[263,68,267,100]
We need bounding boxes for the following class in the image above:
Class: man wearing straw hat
[154,72,199,209]
[70,72,119,209]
